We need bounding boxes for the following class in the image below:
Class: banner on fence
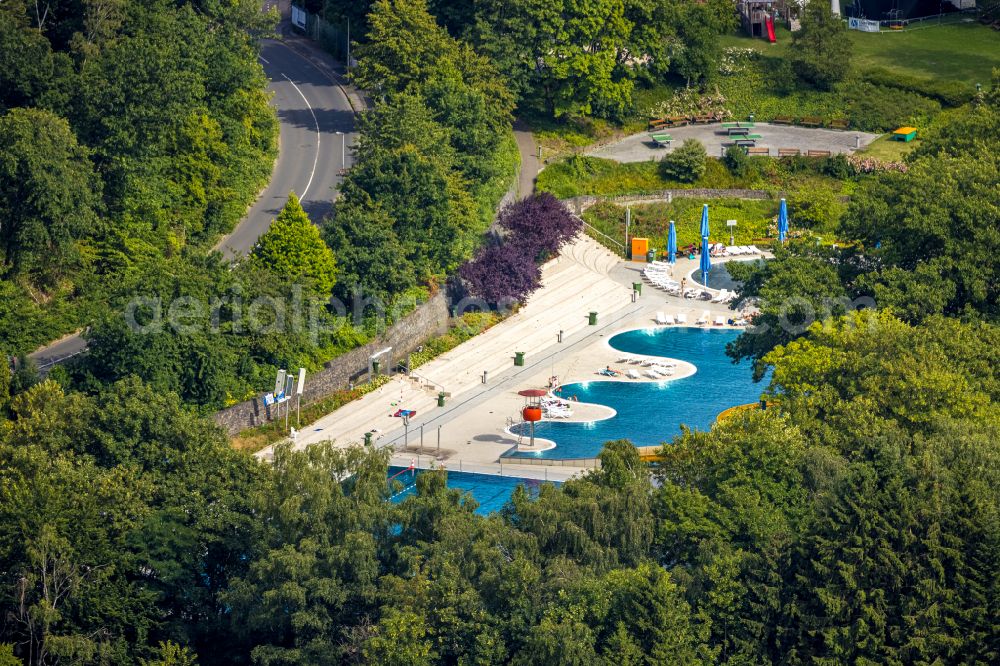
[291,5,307,29]
[848,18,880,32]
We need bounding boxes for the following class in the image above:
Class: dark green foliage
[660,139,708,183]
[790,2,851,90]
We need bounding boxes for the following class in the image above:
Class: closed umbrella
[700,235,712,287]
[667,220,677,264]
[699,204,711,286]
[778,198,789,243]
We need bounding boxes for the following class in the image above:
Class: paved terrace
[588,122,880,162]
[258,235,760,478]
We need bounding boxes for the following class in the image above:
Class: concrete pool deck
[587,122,880,162]
[257,234,756,478]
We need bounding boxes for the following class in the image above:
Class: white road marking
[258,55,270,64]
[281,73,320,201]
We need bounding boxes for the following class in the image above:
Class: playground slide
[765,16,776,43]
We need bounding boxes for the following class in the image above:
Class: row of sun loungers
[541,397,573,418]
[658,310,733,327]
[708,243,763,257]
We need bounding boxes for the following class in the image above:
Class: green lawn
[720,20,999,87]
[856,134,920,161]
[849,21,1000,87]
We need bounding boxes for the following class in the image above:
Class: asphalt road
[215,37,355,259]
[29,34,354,369]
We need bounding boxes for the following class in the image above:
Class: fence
[294,5,350,62]
[390,454,588,481]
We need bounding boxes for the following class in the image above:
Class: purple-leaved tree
[458,238,541,304]
[497,192,581,260]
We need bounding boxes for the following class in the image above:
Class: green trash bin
[514,351,525,366]
[438,392,446,407]
[632,282,642,295]
[364,431,373,447]
[646,249,656,263]
[372,360,380,376]
[588,311,598,325]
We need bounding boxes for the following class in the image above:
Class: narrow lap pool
[505,327,764,460]
[387,466,551,515]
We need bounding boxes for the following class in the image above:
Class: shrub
[660,139,707,183]
[496,192,581,260]
[791,2,851,90]
[786,189,841,231]
[860,68,973,108]
[458,239,541,305]
[723,144,752,178]
[841,81,941,133]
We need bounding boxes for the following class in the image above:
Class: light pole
[335,130,346,172]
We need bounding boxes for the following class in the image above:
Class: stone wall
[213,291,451,435]
[563,188,780,215]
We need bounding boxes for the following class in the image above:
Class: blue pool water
[387,466,551,515]
[505,327,764,460]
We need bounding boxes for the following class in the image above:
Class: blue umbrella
[778,198,789,243]
[699,204,711,286]
[667,220,677,264]
[700,235,711,287]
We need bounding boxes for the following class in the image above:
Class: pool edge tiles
[502,327,765,461]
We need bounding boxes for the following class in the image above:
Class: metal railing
[581,220,625,255]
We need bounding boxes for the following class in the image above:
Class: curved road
[29,33,355,368]
[216,37,355,259]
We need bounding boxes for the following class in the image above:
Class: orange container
[522,406,543,422]
[631,237,649,261]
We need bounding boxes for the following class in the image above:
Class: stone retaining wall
[214,292,451,435]
[564,188,778,214]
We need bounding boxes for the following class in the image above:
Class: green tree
[660,139,707,183]
[253,192,337,295]
[790,1,851,90]
[0,108,99,285]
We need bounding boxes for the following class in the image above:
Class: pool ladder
[506,416,523,445]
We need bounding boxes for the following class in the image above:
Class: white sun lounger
[714,315,726,326]
[711,289,730,303]
[747,245,762,254]
[676,313,688,324]
[696,310,710,325]
[627,369,640,379]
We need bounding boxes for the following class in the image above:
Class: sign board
[291,5,307,30]
[274,369,286,395]
[263,393,275,406]
[726,220,737,227]
[296,368,306,395]
[284,376,295,399]
[848,18,880,33]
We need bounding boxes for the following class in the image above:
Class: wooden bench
[771,115,793,125]
[666,116,688,127]
[690,114,715,124]
[777,148,801,157]
[648,118,669,130]
[800,116,822,128]
[746,147,770,156]
[828,118,849,130]
[806,149,832,158]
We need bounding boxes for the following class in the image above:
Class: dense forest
[2,0,999,664]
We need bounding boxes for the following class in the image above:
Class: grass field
[720,19,999,87]
[856,134,920,161]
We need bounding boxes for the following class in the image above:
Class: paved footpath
[589,123,880,162]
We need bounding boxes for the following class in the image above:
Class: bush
[660,139,707,183]
[841,81,941,133]
[791,2,851,90]
[723,144,752,178]
[786,189,842,231]
[496,192,581,261]
[458,240,541,305]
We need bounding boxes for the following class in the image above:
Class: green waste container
[364,431,373,447]
[632,282,642,295]
[438,392,446,407]
[646,249,656,263]
[514,351,525,366]
[588,311,598,325]
[372,360,380,376]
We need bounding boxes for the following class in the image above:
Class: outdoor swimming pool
[505,327,764,460]
[387,466,551,515]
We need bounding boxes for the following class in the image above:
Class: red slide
[765,15,777,43]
